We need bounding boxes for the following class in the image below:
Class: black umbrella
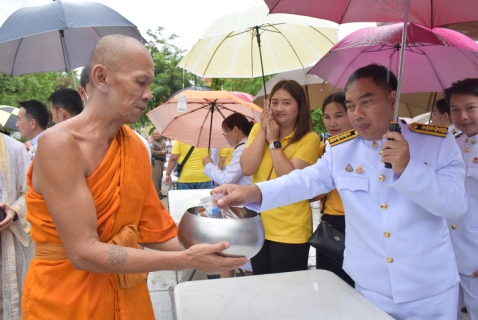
[0,0,145,87]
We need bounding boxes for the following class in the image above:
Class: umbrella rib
[269,24,305,69]
[340,0,353,24]
[10,37,25,76]
[202,31,236,77]
[308,25,337,47]
[333,49,368,88]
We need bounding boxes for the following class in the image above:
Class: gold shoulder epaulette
[329,129,358,147]
[409,123,447,138]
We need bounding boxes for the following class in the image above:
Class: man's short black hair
[80,67,89,89]
[345,63,398,94]
[49,88,83,117]
[19,100,50,130]
[434,98,450,116]
[444,78,478,105]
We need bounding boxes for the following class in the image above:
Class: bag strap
[266,142,291,181]
[180,146,195,167]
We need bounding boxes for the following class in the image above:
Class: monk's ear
[90,64,109,93]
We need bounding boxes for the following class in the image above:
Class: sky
[0,0,375,51]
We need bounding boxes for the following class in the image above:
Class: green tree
[210,76,273,96]
[0,72,75,107]
[311,108,326,138]
[133,27,202,129]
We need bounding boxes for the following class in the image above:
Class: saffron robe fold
[23,126,177,320]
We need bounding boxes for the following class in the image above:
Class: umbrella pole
[208,102,215,152]
[385,0,410,169]
[255,26,268,100]
[59,30,77,89]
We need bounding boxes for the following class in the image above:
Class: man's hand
[202,154,213,167]
[381,131,410,175]
[164,174,172,186]
[472,269,478,277]
[212,184,262,207]
[184,242,248,273]
[0,203,16,232]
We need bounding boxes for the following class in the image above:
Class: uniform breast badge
[346,164,353,172]
[355,164,364,174]
[474,157,478,164]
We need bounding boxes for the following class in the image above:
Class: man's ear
[389,90,397,111]
[59,108,69,121]
[90,64,109,93]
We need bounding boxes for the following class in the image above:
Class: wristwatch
[269,141,282,149]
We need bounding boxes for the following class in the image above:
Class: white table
[168,189,212,225]
[174,269,393,320]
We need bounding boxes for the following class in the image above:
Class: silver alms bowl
[178,206,264,259]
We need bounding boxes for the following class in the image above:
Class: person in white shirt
[202,113,253,186]
[15,100,50,159]
[431,98,464,139]
[445,78,478,320]
[212,64,467,320]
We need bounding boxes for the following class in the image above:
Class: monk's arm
[33,131,247,274]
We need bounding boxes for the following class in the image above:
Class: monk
[23,35,247,319]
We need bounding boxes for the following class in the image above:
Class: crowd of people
[0,33,477,320]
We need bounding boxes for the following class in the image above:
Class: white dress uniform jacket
[447,133,478,275]
[251,122,467,303]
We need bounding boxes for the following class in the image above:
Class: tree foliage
[209,76,273,96]
[0,72,74,107]
[311,108,326,138]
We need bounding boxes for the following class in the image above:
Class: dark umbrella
[0,0,145,87]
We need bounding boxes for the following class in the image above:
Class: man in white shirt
[15,100,50,159]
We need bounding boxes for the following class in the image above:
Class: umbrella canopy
[309,22,478,93]
[0,106,19,130]
[168,86,213,101]
[178,6,338,82]
[265,0,478,28]
[147,90,262,149]
[229,91,255,102]
[0,0,144,81]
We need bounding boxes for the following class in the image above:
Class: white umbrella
[178,5,338,98]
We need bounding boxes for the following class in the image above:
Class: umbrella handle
[384,122,401,169]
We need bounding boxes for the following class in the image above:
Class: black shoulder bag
[172,146,194,178]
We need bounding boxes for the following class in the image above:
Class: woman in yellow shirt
[317,92,354,286]
[241,80,321,274]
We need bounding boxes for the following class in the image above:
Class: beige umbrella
[178,5,338,98]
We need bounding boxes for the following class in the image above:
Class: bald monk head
[86,34,154,124]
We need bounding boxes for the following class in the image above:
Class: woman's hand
[260,99,271,133]
[266,118,280,144]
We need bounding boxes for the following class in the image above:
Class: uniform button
[466,148,471,153]
[472,138,476,144]
[387,257,394,263]
[379,174,386,182]
[451,224,457,230]
[466,137,469,143]
[372,141,378,148]
[379,150,383,155]
[381,203,388,210]
[383,231,391,238]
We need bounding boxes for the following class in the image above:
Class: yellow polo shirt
[318,142,345,216]
[171,141,210,183]
[246,123,321,243]
[218,148,233,167]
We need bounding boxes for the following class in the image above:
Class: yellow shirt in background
[318,141,345,216]
[172,141,210,183]
[245,123,321,243]
[218,148,233,167]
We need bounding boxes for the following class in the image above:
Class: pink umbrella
[147,90,262,149]
[229,91,255,103]
[265,0,478,28]
[309,22,478,93]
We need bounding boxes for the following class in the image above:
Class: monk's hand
[164,174,172,186]
[202,154,213,167]
[0,203,16,232]
[381,131,410,176]
[185,242,248,273]
[212,184,262,207]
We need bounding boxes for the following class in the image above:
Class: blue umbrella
[0,0,145,87]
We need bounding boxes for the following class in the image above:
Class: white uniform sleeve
[204,147,244,185]
[391,133,467,219]
[256,147,335,212]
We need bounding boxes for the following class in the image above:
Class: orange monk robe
[23,126,177,320]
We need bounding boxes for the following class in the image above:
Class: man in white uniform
[214,64,467,319]
[445,78,478,320]
[15,100,49,160]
